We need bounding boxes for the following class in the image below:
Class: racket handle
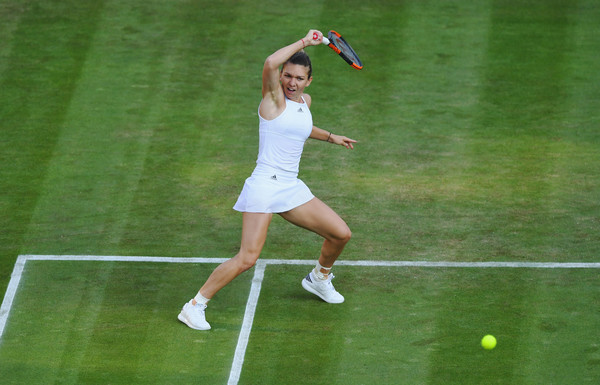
[312,32,330,45]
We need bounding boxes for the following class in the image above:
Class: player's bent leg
[280,197,351,265]
[179,212,272,330]
[280,198,350,304]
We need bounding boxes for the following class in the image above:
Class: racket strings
[331,35,362,68]
[334,38,358,61]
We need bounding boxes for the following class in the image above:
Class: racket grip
[312,32,330,45]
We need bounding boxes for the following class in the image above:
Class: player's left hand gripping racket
[313,31,363,70]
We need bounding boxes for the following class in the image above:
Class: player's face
[280,63,312,102]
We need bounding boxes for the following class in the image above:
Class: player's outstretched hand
[331,134,357,149]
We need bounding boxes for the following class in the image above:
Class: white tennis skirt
[233,166,314,213]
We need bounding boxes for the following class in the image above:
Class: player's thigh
[279,198,350,240]
[239,212,273,256]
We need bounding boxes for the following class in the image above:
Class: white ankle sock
[313,261,331,281]
[193,292,210,305]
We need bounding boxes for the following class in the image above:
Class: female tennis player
[178,29,357,330]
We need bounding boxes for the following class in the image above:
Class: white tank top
[255,96,313,177]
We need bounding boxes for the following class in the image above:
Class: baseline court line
[260,258,600,269]
[14,255,600,269]
[19,254,230,264]
[1,255,599,384]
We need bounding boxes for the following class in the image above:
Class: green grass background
[1,0,599,384]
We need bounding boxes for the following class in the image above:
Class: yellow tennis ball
[481,335,497,350]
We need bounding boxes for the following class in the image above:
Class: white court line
[1,255,599,384]
[227,260,266,385]
[19,254,231,264]
[13,254,600,269]
[0,255,27,342]
[262,259,600,269]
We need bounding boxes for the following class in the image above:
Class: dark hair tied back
[285,51,312,78]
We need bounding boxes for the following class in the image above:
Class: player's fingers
[310,30,323,45]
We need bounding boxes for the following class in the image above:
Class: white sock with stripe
[313,261,331,281]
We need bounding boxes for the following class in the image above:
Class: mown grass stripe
[428,2,586,383]
[19,0,194,258]
[115,0,251,259]
[0,0,106,296]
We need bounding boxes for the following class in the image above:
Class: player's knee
[342,227,352,243]
[235,251,259,272]
[238,257,257,272]
[335,224,352,244]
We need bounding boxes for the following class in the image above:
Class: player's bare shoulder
[302,93,312,108]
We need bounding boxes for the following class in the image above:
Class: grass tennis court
[1,256,599,384]
[1,0,599,384]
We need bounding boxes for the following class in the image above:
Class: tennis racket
[313,30,363,70]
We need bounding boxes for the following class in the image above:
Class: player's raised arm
[261,30,323,102]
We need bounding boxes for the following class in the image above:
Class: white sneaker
[302,271,345,304]
[178,300,211,330]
